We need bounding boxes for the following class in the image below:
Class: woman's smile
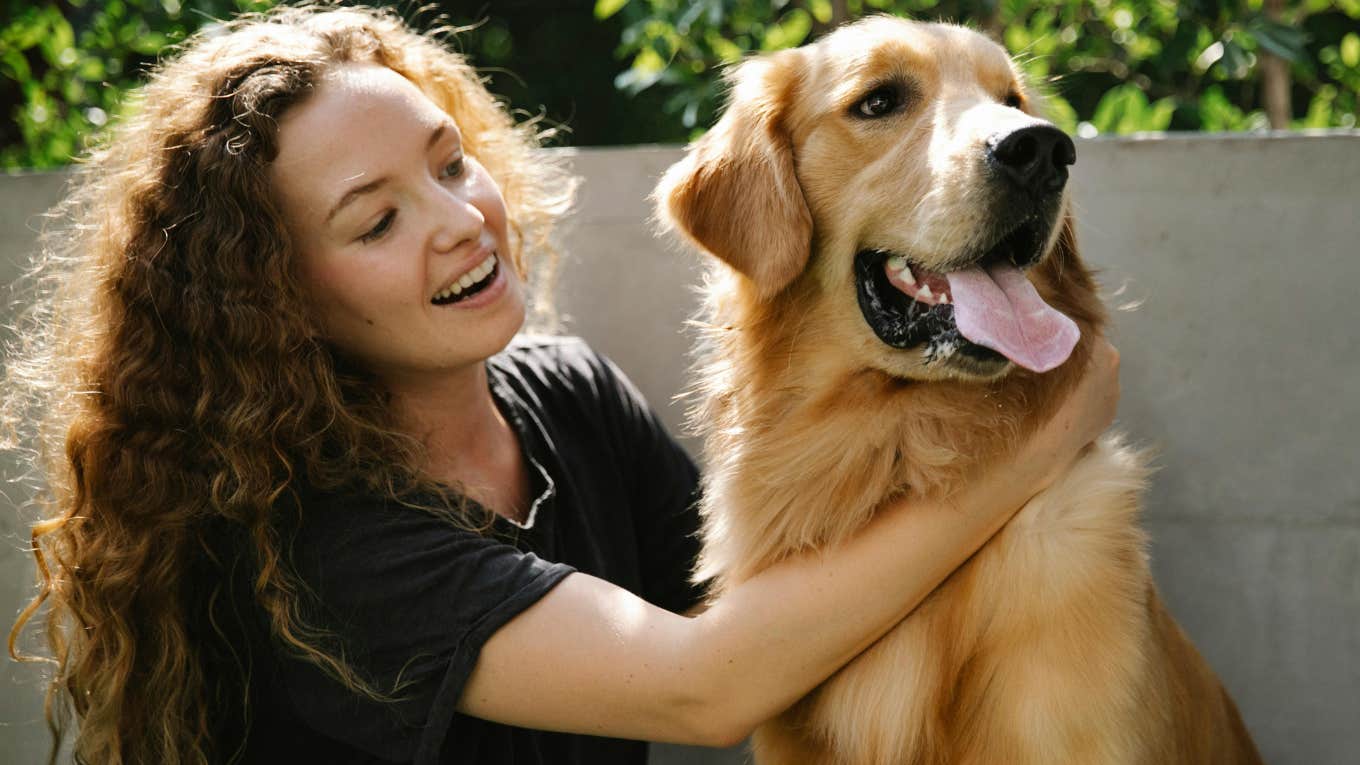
[431,249,503,307]
[269,63,525,380]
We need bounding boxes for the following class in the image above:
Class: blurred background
[3,0,1359,167]
[3,2,1359,765]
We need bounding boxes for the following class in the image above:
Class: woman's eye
[360,211,395,244]
[442,157,465,179]
[856,87,902,118]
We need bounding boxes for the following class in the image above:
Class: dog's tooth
[900,268,916,285]
[887,255,907,272]
[939,293,950,304]
[917,284,933,301]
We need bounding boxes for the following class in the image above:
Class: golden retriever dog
[654,16,1264,765]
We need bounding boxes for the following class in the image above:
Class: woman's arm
[459,340,1120,746]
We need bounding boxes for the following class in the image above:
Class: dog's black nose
[987,126,1076,194]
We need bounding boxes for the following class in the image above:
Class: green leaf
[594,0,629,21]
[808,0,833,25]
[37,8,77,67]
[613,67,652,95]
[1220,37,1252,78]
[1342,33,1360,69]
[616,46,668,95]
[1090,85,1175,134]
[1297,85,1336,129]
[1039,94,1079,135]
[1198,85,1249,131]
[3,6,47,50]
[1091,84,1147,134]
[706,31,744,64]
[129,30,170,56]
[704,2,723,27]
[760,9,811,51]
[1195,40,1225,72]
[1004,29,1029,59]
[676,2,707,33]
[1248,18,1308,62]
[634,45,666,74]
[682,98,699,128]
[1,49,32,81]
[1146,96,1176,131]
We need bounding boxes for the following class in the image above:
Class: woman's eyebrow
[324,123,458,224]
[427,122,453,150]
[326,175,388,224]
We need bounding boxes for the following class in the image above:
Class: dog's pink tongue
[945,264,1080,372]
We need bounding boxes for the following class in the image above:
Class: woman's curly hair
[1,5,577,763]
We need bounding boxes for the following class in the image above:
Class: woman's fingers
[1019,336,1122,493]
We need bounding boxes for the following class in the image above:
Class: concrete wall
[3,133,1358,763]
[2,170,75,765]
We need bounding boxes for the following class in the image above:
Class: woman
[3,6,1120,764]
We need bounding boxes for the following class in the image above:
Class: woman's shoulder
[498,333,598,369]
[493,334,627,396]
[491,333,654,433]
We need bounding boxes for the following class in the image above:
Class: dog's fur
[656,17,1263,765]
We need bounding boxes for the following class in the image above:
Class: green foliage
[1090,84,1177,134]
[3,0,1356,168]
[1,0,274,170]
[607,0,1360,138]
[2,0,685,168]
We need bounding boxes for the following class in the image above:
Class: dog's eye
[856,87,902,118]
[1004,92,1024,109]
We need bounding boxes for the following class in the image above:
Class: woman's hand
[1008,335,1122,501]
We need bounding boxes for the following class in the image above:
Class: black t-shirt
[236,336,703,764]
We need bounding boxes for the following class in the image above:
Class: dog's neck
[689,236,1105,587]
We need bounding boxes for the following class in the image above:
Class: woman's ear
[655,51,811,299]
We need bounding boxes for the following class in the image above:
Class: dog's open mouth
[854,222,1080,373]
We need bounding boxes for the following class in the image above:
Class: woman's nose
[427,183,485,253]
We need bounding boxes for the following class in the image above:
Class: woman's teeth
[432,253,497,303]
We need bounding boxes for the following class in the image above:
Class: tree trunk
[980,3,1004,43]
[1261,0,1292,129]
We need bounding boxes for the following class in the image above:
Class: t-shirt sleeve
[272,495,575,762]
[573,345,706,614]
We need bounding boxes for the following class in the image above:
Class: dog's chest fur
[793,439,1156,765]
[694,346,1159,764]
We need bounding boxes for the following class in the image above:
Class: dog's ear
[1041,212,1106,331]
[656,52,811,299]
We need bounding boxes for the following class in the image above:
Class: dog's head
[658,16,1094,383]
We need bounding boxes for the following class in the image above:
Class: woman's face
[270,63,523,385]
